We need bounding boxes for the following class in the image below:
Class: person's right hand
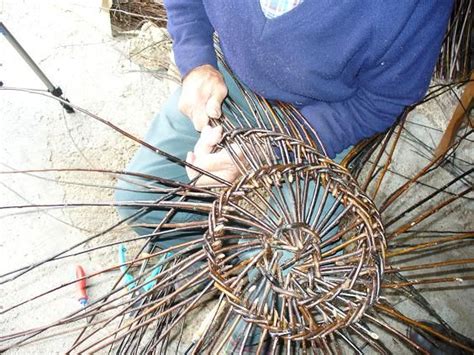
[179,64,228,131]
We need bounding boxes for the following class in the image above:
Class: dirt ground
[0,1,473,353]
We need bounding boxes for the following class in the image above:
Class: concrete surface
[0,1,170,353]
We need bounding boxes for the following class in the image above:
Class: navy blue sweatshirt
[164,1,453,157]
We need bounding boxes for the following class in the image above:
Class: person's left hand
[185,125,242,186]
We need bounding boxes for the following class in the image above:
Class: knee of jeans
[114,178,142,221]
[114,178,173,228]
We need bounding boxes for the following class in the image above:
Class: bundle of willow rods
[0,50,473,354]
[434,0,473,82]
[110,0,167,32]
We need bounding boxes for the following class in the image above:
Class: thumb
[197,149,233,172]
[206,95,223,119]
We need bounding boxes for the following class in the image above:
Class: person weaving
[116,0,452,221]
[115,1,452,352]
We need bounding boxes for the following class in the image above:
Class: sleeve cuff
[173,43,218,78]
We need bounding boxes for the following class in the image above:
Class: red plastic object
[75,265,88,302]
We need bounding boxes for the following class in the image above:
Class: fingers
[185,148,238,186]
[193,168,239,186]
[227,142,244,162]
[185,122,242,186]
[196,149,233,172]
[194,125,223,156]
[187,124,224,183]
[186,149,232,179]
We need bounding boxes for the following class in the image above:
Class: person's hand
[179,65,228,131]
[186,125,242,186]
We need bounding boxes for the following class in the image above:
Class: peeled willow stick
[370,114,408,200]
[387,232,473,257]
[383,275,474,288]
[386,257,474,273]
[360,124,397,192]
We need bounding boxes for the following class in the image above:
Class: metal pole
[0,22,74,113]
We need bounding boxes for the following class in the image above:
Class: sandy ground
[0,1,473,353]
